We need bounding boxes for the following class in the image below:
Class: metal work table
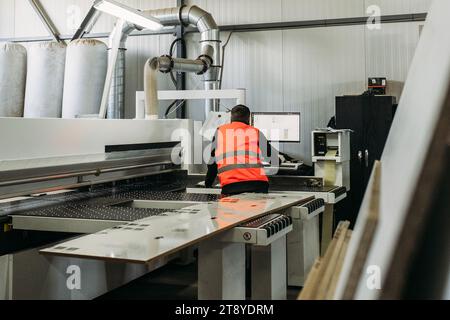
[185,175,347,255]
[2,180,319,299]
[7,188,221,234]
[39,193,310,264]
[185,174,346,202]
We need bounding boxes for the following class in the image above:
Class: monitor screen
[251,112,301,142]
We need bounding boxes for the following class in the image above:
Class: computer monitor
[251,112,301,142]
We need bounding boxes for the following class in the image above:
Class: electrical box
[312,130,350,163]
[368,77,387,95]
[312,130,351,190]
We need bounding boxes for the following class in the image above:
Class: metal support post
[287,215,320,287]
[28,0,63,43]
[321,204,335,254]
[251,236,287,300]
[198,238,246,300]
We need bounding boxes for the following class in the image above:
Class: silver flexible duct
[106,22,136,119]
[144,5,221,118]
[107,48,125,119]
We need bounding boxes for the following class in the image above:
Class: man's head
[231,105,251,125]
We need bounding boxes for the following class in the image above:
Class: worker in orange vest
[205,105,277,195]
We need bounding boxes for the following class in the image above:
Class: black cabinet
[335,95,397,225]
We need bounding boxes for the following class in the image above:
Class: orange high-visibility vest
[216,122,269,187]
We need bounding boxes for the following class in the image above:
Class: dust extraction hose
[144,57,159,119]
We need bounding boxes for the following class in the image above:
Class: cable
[219,31,234,90]
[170,38,185,57]
[163,37,188,114]
[168,38,187,88]
[164,81,205,119]
[217,32,234,107]
[164,100,179,118]
[219,103,231,112]
[165,99,187,118]
[169,72,178,87]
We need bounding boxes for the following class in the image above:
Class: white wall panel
[185,30,284,121]
[187,0,282,25]
[38,0,90,36]
[364,0,433,15]
[14,0,48,37]
[282,0,364,21]
[365,22,422,101]
[187,0,432,24]
[283,26,366,162]
[217,0,282,25]
[140,0,177,9]
[220,31,284,111]
[0,0,15,38]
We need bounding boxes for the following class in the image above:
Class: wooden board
[316,221,350,299]
[299,221,351,300]
[327,230,352,300]
[298,258,322,300]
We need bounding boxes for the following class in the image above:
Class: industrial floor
[97,261,302,300]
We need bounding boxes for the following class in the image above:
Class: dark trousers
[221,180,269,196]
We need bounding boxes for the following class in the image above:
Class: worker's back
[215,121,269,193]
[204,105,272,195]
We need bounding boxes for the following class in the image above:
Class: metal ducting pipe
[143,52,213,119]
[108,48,125,119]
[106,22,136,119]
[73,3,219,119]
[144,5,221,117]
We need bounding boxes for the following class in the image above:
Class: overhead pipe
[98,19,136,119]
[143,5,221,119]
[143,49,213,119]
[106,22,137,119]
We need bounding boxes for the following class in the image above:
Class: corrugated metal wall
[0,0,433,162]
[185,0,431,161]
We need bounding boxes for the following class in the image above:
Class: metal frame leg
[287,215,320,287]
[321,204,334,254]
[198,239,246,300]
[251,236,287,300]
[1,247,165,300]
[0,255,13,300]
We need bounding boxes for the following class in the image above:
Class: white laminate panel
[40,193,311,263]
